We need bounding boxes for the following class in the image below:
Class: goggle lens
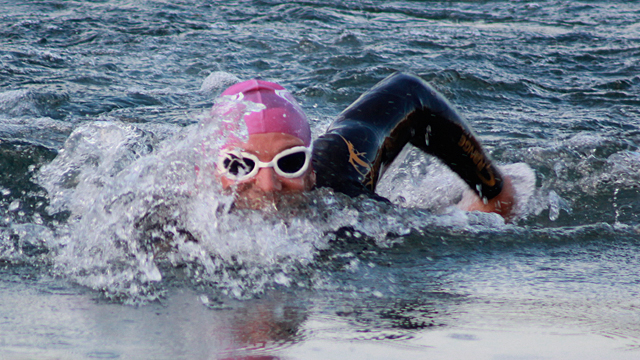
[223,154,256,177]
[276,151,307,174]
[218,146,311,180]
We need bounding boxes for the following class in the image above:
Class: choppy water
[1,1,640,359]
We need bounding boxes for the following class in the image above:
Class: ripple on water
[1,1,640,359]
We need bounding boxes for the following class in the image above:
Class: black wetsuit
[312,72,504,202]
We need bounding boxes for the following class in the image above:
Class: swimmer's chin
[233,195,278,211]
[231,192,308,211]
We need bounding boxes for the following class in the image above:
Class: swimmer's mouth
[231,191,307,211]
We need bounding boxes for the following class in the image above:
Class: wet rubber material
[313,72,503,201]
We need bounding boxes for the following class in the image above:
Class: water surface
[1,1,639,359]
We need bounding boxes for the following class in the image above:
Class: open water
[1,1,640,359]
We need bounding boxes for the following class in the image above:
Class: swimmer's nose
[253,167,283,193]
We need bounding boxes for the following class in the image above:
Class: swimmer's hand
[461,175,516,222]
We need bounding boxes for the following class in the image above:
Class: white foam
[376,146,540,221]
[200,71,241,95]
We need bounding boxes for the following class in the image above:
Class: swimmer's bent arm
[312,72,515,220]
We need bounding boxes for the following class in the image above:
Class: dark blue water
[1,1,640,359]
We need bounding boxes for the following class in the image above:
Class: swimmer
[215,72,516,221]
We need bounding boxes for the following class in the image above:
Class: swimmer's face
[218,133,316,209]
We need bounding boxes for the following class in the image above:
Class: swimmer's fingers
[462,175,516,222]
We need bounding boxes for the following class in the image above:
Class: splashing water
[376,145,540,221]
[35,96,542,302]
[36,99,269,301]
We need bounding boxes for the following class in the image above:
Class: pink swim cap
[220,79,311,146]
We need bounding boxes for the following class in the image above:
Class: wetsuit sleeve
[312,72,504,201]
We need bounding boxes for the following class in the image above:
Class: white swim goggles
[217,146,312,181]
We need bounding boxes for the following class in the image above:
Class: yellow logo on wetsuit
[340,135,371,177]
[458,134,496,187]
